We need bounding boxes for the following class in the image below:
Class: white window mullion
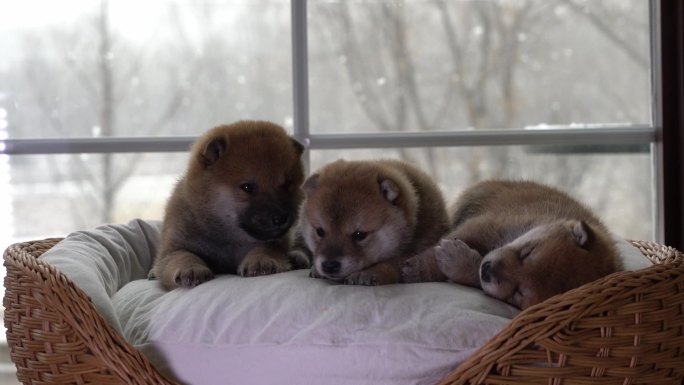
[291,0,311,169]
[0,137,195,155]
[650,0,665,243]
[309,126,655,150]
[0,125,654,155]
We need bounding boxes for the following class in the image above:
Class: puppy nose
[481,261,492,283]
[271,213,289,227]
[321,260,341,275]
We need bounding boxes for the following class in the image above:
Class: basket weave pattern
[3,238,684,385]
[439,240,684,385]
[3,238,177,385]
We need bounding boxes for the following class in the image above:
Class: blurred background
[0,0,655,381]
[0,0,654,377]
[0,0,652,239]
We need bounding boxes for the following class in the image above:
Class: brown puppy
[403,180,621,309]
[299,159,449,285]
[150,121,306,290]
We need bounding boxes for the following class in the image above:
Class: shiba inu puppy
[150,121,306,290]
[300,159,449,285]
[403,180,621,309]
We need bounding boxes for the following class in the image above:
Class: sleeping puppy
[150,121,306,290]
[402,180,621,309]
[299,159,449,285]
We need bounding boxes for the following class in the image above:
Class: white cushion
[40,219,651,385]
[612,234,652,270]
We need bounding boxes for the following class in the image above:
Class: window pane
[2,147,654,255]
[310,146,653,241]
[0,0,292,139]
[3,153,184,246]
[308,0,651,133]
[3,148,652,249]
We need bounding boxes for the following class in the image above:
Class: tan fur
[403,180,621,309]
[150,121,306,290]
[299,159,449,285]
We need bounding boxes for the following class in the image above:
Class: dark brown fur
[150,121,306,290]
[300,159,449,285]
[403,180,621,308]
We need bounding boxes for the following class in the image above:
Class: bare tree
[310,0,651,239]
[14,0,209,224]
[314,1,546,181]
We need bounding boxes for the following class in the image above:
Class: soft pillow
[39,219,159,334]
[613,234,652,270]
[39,219,651,385]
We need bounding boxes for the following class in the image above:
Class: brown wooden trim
[659,1,684,251]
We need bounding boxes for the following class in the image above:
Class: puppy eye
[316,227,325,237]
[240,183,256,194]
[280,181,292,191]
[520,247,533,260]
[351,231,367,242]
[511,289,523,307]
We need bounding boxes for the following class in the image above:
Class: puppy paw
[288,250,311,270]
[401,256,422,283]
[345,270,379,286]
[174,265,215,288]
[401,247,441,283]
[435,239,482,287]
[435,239,472,267]
[309,266,323,279]
[239,255,290,277]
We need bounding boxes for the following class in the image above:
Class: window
[304,0,655,242]
[6,2,684,380]
[0,0,675,322]
[0,0,657,241]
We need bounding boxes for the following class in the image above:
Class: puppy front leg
[287,249,312,270]
[401,246,447,283]
[239,246,292,277]
[345,257,402,286]
[152,250,214,290]
[435,239,482,288]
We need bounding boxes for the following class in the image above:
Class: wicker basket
[3,238,178,385]
[4,238,684,385]
[440,239,684,385]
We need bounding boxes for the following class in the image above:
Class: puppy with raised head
[299,159,449,286]
[150,121,306,290]
[403,180,621,309]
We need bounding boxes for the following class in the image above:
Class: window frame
[1,0,679,247]
[655,0,684,250]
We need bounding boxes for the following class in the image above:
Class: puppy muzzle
[480,260,494,283]
[240,207,295,240]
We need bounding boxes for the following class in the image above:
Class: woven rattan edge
[3,239,180,385]
[5,237,683,385]
[438,240,684,385]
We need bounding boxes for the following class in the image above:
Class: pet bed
[3,219,684,385]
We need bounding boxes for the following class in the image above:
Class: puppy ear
[379,178,400,203]
[291,138,305,156]
[200,137,226,167]
[571,221,592,248]
[303,174,319,197]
